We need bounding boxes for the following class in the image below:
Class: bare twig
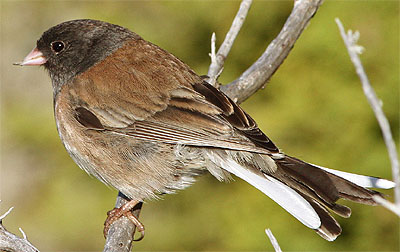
[0,206,14,221]
[221,0,324,103]
[265,228,282,252]
[103,192,143,252]
[373,196,400,217]
[18,228,27,240]
[335,18,400,211]
[0,204,40,252]
[207,0,252,87]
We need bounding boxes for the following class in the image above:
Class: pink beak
[14,47,47,66]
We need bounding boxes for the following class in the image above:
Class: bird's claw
[103,200,145,241]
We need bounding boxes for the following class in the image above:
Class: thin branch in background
[265,228,282,252]
[208,32,218,81]
[0,203,40,252]
[208,32,224,86]
[19,228,27,240]
[207,0,252,87]
[373,195,400,217]
[0,206,13,221]
[221,0,323,104]
[335,18,400,211]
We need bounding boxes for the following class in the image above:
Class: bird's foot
[103,199,145,241]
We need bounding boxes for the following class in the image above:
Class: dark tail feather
[298,191,342,241]
[274,155,384,240]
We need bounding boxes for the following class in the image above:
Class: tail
[207,152,395,241]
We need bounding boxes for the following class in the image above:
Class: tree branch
[0,203,40,252]
[335,18,400,213]
[221,0,324,104]
[103,192,143,252]
[207,0,253,87]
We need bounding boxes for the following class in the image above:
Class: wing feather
[69,39,279,154]
[107,120,271,154]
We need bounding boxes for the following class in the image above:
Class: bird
[16,19,394,241]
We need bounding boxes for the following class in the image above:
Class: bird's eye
[51,41,65,53]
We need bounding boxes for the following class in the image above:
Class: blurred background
[1,1,398,251]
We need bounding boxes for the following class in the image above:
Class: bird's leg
[103,199,145,241]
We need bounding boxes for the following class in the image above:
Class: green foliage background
[1,1,398,251]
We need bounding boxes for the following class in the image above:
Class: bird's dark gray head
[22,19,140,93]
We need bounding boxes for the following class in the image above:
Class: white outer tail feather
[313,164,395,189]
[207,153,321,229]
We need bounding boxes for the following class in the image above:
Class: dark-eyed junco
[16,19,394,241]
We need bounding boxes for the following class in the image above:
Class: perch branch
[103,192,143,252]
[207,0,252,87]
[0,203,40,252]
[335,18,400,212]
[221,0,324,103]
